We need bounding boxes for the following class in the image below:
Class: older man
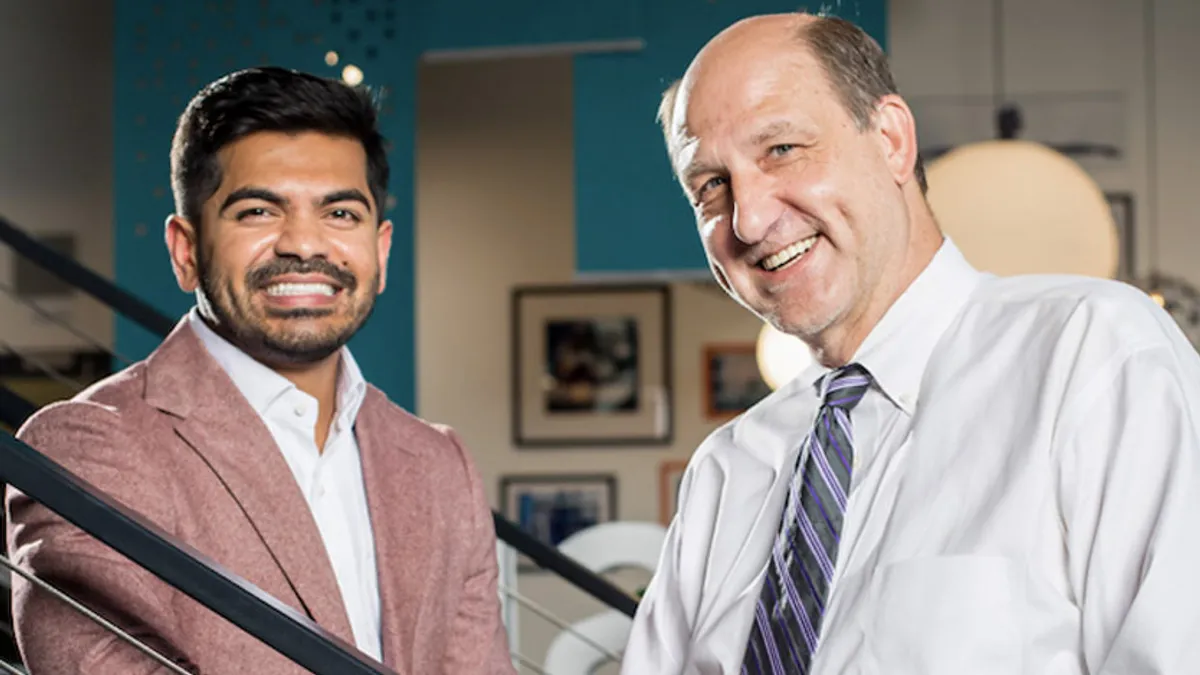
[623,12,1200,675]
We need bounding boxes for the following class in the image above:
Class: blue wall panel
[574,0,888,277]
[114,0,886,411]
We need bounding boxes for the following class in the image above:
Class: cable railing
[0,214,638,672]
[0,277,136,369]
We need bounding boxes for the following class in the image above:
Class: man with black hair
[7,67,516,675]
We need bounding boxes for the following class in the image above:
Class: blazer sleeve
[6,401,198,675]
[439,429,517,675]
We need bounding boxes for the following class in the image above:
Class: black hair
[169,66,390,227]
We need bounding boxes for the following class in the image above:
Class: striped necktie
[741,363,872,675]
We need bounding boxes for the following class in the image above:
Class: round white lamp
[925,139,1119,278]
[755,322,814,391]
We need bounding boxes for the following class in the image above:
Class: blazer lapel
[143,322,357,648]
[356,393,432,675]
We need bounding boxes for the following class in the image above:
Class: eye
[693,176,728,205]
[235,207,272,221]
[768,143,796,157]
[329,208,362,223]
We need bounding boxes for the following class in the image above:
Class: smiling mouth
[264,282,340,297]
[759,234,820,271]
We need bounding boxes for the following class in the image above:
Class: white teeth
[266,282,336,297]
[762,235,819,271]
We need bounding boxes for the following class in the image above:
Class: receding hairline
[656,13,871,143]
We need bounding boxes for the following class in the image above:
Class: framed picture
[703,343,772,419]
[1105,192,1136,280]
[511,284,672,447]
[500,474,617,571]
[658,459,689,525]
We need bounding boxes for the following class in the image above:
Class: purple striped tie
[741,364,872,675]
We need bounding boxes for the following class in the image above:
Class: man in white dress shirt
[621,12,1200,675]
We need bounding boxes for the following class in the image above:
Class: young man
[622,12,1200,674]
[7,67,516,675]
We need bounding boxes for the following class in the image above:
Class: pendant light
[924,0,1119,279]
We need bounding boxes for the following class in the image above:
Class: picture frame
[703,342,772,420]
[658,459,689,526]
[500,473,618,571]
[511,284,672,447]
[1105,192,1136,280]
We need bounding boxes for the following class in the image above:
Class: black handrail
[493,514,639,617]
[0,216,176,337]
[0,420,394,675]
[0,215,638,617]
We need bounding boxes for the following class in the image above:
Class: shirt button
[294,404,305,417]
[315,485,326,499]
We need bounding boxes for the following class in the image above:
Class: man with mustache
[621,11,1200,675]
[7,67,517,675]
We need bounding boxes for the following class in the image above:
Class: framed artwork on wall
[703,342,772,420]
[500,473,618,571]
[1105,192,1136,280]
[511,284,672,447]
[658,459,689,526]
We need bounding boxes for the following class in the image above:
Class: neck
[810,197,943,367]
[275,354,341,450]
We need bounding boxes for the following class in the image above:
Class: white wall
[0,0,114,353]
[414,55,765,667]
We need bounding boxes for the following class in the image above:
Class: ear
[873,94,920,187]
[165,214,201,292]
[375,219,394,293]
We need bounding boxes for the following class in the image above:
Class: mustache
[246,257,358,291]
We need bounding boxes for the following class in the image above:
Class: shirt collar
[794,237,988,414]
[187,308,368,425]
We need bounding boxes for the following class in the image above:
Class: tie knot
[820,363,872,411]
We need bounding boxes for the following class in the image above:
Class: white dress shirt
[189,310,382,661]
[622,239,1200,674]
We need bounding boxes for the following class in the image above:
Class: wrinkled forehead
[668,49,829,172]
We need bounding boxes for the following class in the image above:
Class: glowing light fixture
[341,64,364,86]
[325,50,339,66]
[755,322,814,391]
[926,140,1119,278]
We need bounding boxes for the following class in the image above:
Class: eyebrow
[219,187,374,214]
[681,159,723,191]
[748,120,798,147]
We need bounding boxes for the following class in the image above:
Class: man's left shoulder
[359,386,470,464]
[971,274,1184,351]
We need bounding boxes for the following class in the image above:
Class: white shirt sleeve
[620,468,696,674]
[1060,343,1200,673]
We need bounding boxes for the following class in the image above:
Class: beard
[196,251,378,368]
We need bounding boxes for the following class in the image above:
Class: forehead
[672,44,838,154]
[215,131,370,189]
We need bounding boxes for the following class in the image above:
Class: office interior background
[2,0,1198,671]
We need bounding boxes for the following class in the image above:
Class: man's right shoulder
[16,361,155,452]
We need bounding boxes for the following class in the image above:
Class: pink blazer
[6,322,516,675]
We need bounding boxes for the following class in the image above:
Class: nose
[730,170,784,245]
[273,214,330,260]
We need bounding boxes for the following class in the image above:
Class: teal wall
[114,0,886,411]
